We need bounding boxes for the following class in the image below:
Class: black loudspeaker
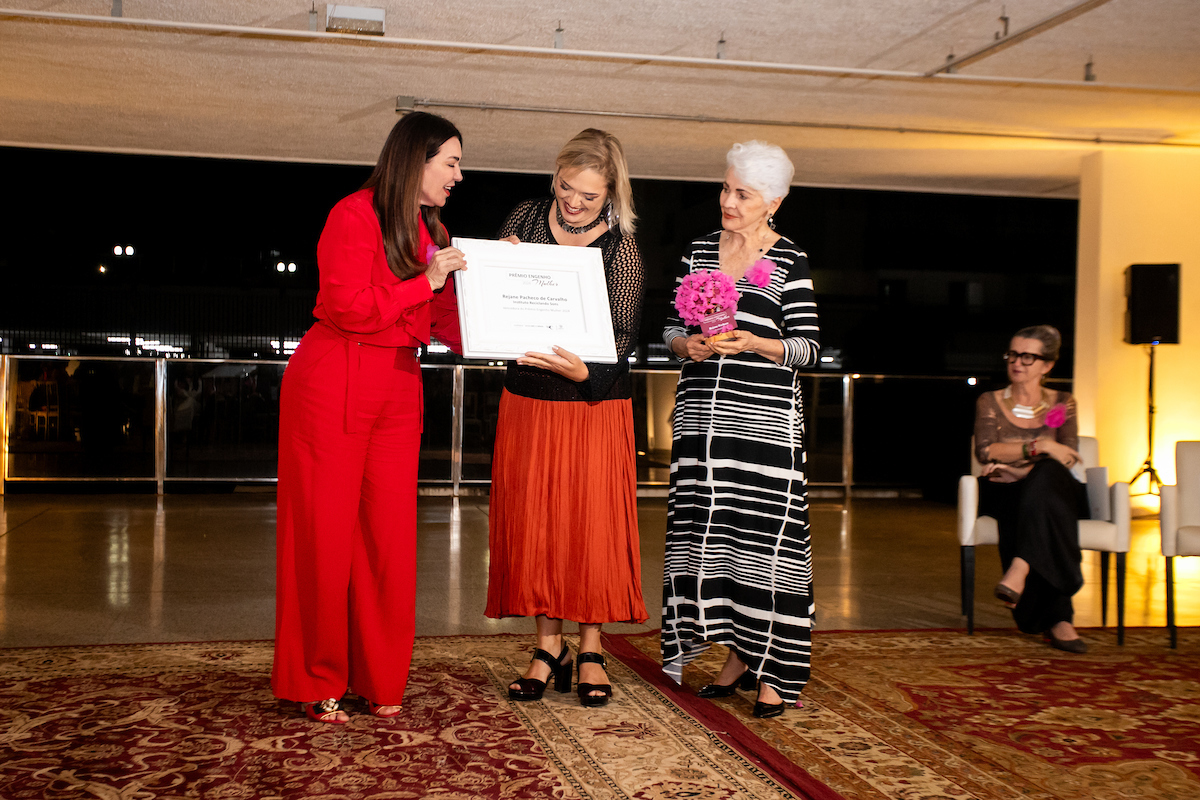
[1125,263,1180,344]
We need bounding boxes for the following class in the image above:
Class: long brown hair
[361,112,462,280]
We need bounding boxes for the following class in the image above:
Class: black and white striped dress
[660,231,820,704]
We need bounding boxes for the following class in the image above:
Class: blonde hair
[726,140,794,203]
[554,128,637,236]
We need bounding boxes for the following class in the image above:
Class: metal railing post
[451,364,464,497]
[154,358,167,495]
[841,373,854,502]
[0,355,8,494]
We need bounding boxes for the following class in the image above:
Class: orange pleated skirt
[485,390,648,625]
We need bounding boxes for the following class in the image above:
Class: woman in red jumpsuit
[272,112,466,723]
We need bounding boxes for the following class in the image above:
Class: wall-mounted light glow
[41,343,58,350]
[125,245,134,256]
[287,262,297,273]
[967,377,978,386]
[276,262,286,272]
[28,343,36,350]
[113,245,123,256]
[99,265,107,273]
[107,336,131,344]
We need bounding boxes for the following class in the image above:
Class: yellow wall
[1075,149,1200,490]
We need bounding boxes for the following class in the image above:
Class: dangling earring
[604,199,618,230]
[767,214,776,230]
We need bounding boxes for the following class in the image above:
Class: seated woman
[975,324,1091,653]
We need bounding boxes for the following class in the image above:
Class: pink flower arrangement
[1045,403,1067,428]
[744,258,777,288]
[674,269,740,327]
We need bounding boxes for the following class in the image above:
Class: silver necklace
[555,201,604,235]
[1003,385,1046,419]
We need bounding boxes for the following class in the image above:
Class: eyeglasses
[1002,350,1050,366]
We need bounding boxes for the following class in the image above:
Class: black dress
[660,231,821,704]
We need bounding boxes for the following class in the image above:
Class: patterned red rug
[610,627,1200,800]
[1,629,1196,799]
[0,635,821,800]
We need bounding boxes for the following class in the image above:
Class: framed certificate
[451,237,618,363]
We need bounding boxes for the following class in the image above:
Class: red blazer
[312,189,461,351]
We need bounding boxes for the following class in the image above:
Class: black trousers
[978,459,1089,634]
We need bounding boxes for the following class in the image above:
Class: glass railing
[2,355,1047,496]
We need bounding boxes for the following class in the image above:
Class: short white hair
[725,140,795,203]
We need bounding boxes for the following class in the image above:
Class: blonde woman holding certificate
[485,129,648,707]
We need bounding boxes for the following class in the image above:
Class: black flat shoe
[697,670,757,698]
[508,645,572,701]
[994,583,1021,607]
[1045,632,1088,654]
[576,652,613,707]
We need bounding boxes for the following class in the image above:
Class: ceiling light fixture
[325,4,384,36]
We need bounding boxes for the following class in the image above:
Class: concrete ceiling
[2,0,1198,196]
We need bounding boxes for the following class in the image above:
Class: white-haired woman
[486,129,648,708]
[661,141,820,719]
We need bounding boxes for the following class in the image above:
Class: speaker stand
[1130,343,1162,496]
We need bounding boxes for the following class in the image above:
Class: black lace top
[497,198,645,402]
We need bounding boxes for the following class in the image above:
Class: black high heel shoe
[508,645,572,701]
[752,683,787,719]
[576,652,613,707]
[697,670,757,698]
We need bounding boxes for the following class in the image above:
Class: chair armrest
[1161,484,1179,556]
[958,474,979,545]
[1109,480,1131,551]
[1086,467,1110,520]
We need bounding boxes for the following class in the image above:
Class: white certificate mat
[452,237,618,363]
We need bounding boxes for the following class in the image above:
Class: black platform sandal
[508,645,572,701]
[576,652,613,707]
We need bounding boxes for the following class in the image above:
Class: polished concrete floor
[0,492,1194,649]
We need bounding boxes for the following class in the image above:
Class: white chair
[1160,441,1200,649]
[957,436,1132,641]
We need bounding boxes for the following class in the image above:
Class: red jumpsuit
[272,189,460,706]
